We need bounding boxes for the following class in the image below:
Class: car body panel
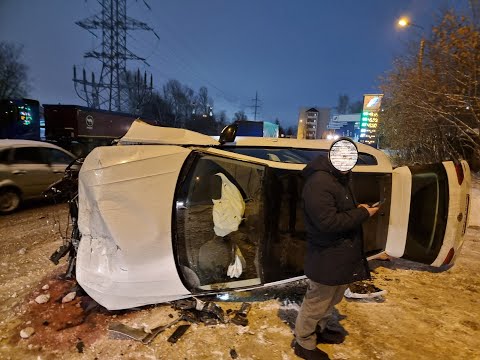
[386,161,471,266]
[77,145,193,310]
[431,161,470,266]
[118,120,219,146]
[385,166,412,257]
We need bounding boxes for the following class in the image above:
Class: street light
[398,18,408,27]
[397,17,425,74]
[398,17,424,30]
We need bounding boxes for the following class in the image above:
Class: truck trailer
[43,105,158,157]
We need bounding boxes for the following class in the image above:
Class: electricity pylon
[73,0,159,112]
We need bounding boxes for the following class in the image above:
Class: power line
[73,0,156,112]
[134,4,244,107]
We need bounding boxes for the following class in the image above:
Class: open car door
[385,160,471,266]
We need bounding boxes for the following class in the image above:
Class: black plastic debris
[172,299,198,311]
[230,348,238,359]
[176,300,226,325]
[167,324,190,343]
[231,302,251,326]
[202,302,225,323]
[181,310,201,324]
[76,340,85,353]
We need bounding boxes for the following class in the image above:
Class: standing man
[294,138,379,360]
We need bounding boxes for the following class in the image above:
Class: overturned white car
[76,121,471,310]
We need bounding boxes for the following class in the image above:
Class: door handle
[12,170,27,175]
[53,170,64,174]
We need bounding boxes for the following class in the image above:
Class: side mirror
[219,124,238,144]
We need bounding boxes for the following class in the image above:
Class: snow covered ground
[0,177,478,359]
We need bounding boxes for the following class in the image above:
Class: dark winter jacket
[302,155,371,285]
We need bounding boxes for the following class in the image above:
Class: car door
[174,151,267,292]
[9,146,53,198]
[385,160,471,266]
[41,147,75,186]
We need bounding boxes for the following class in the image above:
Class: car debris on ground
[107,298,253,344]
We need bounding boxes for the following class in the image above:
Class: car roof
[0,139,75,155]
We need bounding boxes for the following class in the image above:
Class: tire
[0,188,21,214]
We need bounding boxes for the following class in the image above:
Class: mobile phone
[370,199,385,208]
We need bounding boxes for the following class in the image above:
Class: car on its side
[0,139,76,214]
[75,120,471,310]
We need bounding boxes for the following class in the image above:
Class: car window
[175,153,265,290]
[0,148,11,164]
[42,148,74,165]
[224,147,313,163]
[12,147,47,164]
[222,147,378,165]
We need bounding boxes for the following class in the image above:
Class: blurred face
[328,138,358,172]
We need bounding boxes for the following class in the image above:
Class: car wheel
[0,188,21,214]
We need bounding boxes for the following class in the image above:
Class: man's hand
[358,204,379,217]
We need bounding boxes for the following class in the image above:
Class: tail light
[454,162,464,185]
[442,248,455,265]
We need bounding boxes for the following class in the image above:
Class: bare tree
[216,110,228,132]
[124,69,153,115]
[233,110,248,121]
[163,79,195,128]
[336,94,350,114]
[0,42,29,99]
[195,86,213,116]
[380,10,480,170]
[138,90,174,126]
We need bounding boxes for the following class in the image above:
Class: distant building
[327,113,361,140]
[296,107,330,139]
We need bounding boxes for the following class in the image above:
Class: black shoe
[316,328,346,344]
[294,342,330,360]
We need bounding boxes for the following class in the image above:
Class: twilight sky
[0,0,471,127]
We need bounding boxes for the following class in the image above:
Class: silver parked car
[0,139,76,214]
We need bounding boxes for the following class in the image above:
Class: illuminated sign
[358,94,383,148]
[18,105,33,126]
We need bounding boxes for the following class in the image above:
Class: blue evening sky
[0,0,470,127]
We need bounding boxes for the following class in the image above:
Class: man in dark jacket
[294,153,378,360]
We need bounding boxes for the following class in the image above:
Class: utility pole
[73,0,159,112]
[249,91,262,120]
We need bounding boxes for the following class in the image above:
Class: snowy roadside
[0,179,478,360]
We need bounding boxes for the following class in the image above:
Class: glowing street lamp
[398,18,409,27]
[397,16,425,73]
[398,17,424,30]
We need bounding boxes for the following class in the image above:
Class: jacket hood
[302,155,350,183]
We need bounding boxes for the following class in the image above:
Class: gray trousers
[295,280,348,350]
